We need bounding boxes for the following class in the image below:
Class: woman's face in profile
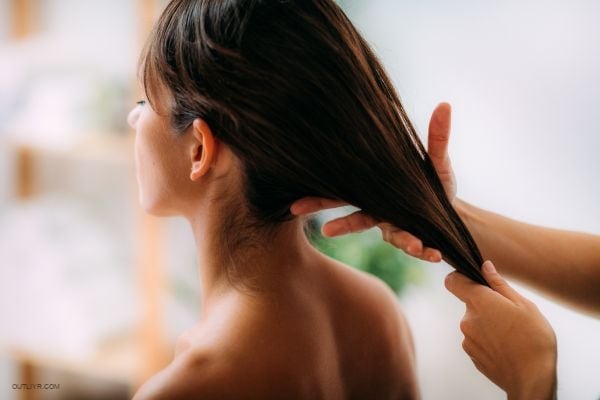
[127,95,194,216]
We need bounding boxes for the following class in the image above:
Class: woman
[128,0,486,398]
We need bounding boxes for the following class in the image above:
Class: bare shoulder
[132,304,317,399]
[325,257,405,313]
[132,347,279,400]
[132,336,325,400]
[320,257,416,356]
[132,349,231,400]
[323,259,419,396]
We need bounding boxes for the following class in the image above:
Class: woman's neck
[187,205,321,312]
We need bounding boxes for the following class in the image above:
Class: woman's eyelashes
[136,100,146,106]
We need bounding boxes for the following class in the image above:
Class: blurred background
[0,0,598,399]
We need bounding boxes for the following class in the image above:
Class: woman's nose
[127,107,141,130]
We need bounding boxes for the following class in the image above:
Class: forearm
[455,198,600,316]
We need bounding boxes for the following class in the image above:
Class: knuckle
[461,339,472,355]
[493,277,505,287]
[459,317,471,335]
[389,232,407,249]
[378,222,393,230]
[357,213,367,229]
[408,238,422,253]
[489,278,506,290]
[381,228,389,242]
[521,298,538,311]
[359,212,373,228]
[461,339,468,351]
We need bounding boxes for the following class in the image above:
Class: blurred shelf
[3,1,171,399]
[4,333,144,386]
[0,132,135,166]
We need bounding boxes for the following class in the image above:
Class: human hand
[445,261,557,400]
[290,102,455,262]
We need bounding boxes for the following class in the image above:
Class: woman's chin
[138,194,173,216]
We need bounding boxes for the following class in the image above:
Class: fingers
[324,215,444,262]
[427,102,452,164]
[377,223,442,262]
[445,261,521,308]
[481,260,522,302]
[290,197,348,215]
[422,248,443,263]
[291,198,446,263]
[380,225,421,253]
[321,210,378,236]
[444,271,490,305]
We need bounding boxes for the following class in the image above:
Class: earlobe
[190,118,216,181]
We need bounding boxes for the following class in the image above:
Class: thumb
[482,260,521,302]
[427,102,452,163]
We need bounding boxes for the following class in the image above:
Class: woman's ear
[190,118,216,181]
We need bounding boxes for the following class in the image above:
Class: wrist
[454,198,490,248]
[508,363,557,400]
[454,198,475,230]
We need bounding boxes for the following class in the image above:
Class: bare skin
[126,93,419,399]
[290,102,600,398]
[132,256,419,400]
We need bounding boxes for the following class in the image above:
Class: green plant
[306,216,425,295]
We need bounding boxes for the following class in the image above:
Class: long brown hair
[141,0,488,286]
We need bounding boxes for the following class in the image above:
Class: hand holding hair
[290,102,454,263]
[445,260,557,400]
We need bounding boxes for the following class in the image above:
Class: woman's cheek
[133,131,154,210]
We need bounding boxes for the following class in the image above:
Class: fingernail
[482,260,495,273]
